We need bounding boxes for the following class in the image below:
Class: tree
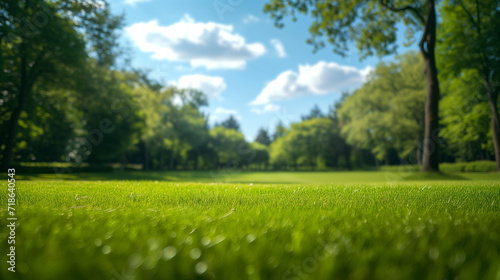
[250,142,270,169]
[219,115,240,131]
[167,89,209,170]
[0,0,123,169]
[269,118,348,170]
[301,104,325,121]
[272,121,287,141]
[255,128,272,146]
[135,85,175,170]
[338,52,426,165]
[209,126,247,168]
[437,0,500,170]
[72,66,143,165]
[264,0,441,172]
[440,69,492,161]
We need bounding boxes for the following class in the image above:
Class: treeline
[1,1,497,171]
[270,52,496,170]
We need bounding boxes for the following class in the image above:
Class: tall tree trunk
[343,144,352,170]
[485,82,500,170]
[143,143,149,171]
[417,148,422,166]
[169,143,177,170]
[159,143,164,171]
[121,152,127,171]
[420,0,440,172]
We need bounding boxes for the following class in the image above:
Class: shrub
[440,162,467,173]
[464,161,497,172]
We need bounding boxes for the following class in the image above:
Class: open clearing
[1,172,499,279]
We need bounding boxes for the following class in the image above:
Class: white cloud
[243,14,260,24]
[251,62,373,105]
[126,15,266,70]
[251,104,281,115]
[270,39,286,58]
[210,107,241,123]
[170,74,226,100]
[124,0,150,6]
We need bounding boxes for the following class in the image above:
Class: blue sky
[108,0,416,141]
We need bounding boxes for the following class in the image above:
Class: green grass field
[1,171,500,279]
[10,170,500,184]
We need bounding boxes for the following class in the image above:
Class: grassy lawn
[1,172,499,279]
[9,170,500,184]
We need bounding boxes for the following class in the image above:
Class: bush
[440,162,467,173]
[379,165,420,172]
[441,161,496,173]
[380,161,497,173]
[464,161,497,172]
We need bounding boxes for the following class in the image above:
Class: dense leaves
[338,52,426,164]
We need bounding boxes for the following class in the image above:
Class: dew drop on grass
[201,236,211,247]
[94,239,102,247]
[148,238,159,251]
[162,246,177,260]
[453,252,466,265]
[102,245,111,254]
[129,253,143,268]
[190,248,202,260]
[429,247,439,260]
[105,232,112,240]
[195,261,207,274]
[246,233,256,243]
[232,244,241,252]
[246,265,255,275]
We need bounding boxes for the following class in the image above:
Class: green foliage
[0,0,125,166]
[217,115,240,131]
[10,162,114,173]
[439,69,492,160]
[380,161,498,173]
[1,179,499,279]
[270,118,348,169]
[439,162,467,173]
[263,0,426,58]
[301,104,324,121]
[463,161,498,172]
[437,0,500,163]
[255,128,272,146]
[250,142,270,169]
[338,51,426,162]
[209,126,247,167]
[437,0,500,80]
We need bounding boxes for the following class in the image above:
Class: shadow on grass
[9,171,179,181]
[402,172,470,181]
[5,170,482,184]
[9,171,296,183]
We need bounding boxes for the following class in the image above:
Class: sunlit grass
[1,177,499,280]
[8,170,500,184]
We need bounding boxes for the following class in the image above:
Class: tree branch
[418,13,430,58]
[458,0,479,31]
[379,0,425,25]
